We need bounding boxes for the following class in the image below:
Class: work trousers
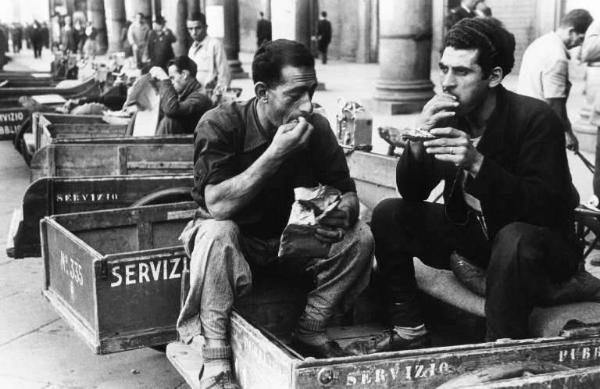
[177,218,374,343]
[372,198,581,340]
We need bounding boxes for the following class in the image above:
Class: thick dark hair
[445,17,515,78]
[168,56,198,78]
[321,11,327,18]
[188,11,207,26]
[560,9,593,34]
[252,39,315,87]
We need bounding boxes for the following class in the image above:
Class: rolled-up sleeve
[192,118,239,204]
[541,60,569,99]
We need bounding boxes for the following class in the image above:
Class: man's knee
[489,222,543,273]
[371,198,403,236]
[348,220,375,262]
[195,219,241,244]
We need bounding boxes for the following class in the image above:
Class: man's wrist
[468,153,484,177]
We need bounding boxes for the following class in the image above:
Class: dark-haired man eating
[348,17,587,355]
[177,39,373,388]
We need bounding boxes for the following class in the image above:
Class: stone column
[187,0,201,15]
[126,0,153,20]
[104,0,126,52]
[88,0,108,54]
[261,0,271,19]
[152,0,162,17]
[373,0,434,114]
[206,0,248,79]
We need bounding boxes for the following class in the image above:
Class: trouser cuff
[297,318,327,333]
[202,345,232,360]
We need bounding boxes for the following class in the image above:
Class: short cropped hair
[188,11,207,26]
[321,11,327,18]
[560,9,593,34]
[445,17,516,78]
[252,39,315,87]
[168,56,198,78]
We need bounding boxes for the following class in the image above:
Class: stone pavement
[0,50,599,388]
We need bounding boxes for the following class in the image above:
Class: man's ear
[254,82,269,101]
[487,66,503,88]
[181,69,191,80]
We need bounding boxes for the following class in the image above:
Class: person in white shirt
[186,11,231,105]
[517,9,593,152]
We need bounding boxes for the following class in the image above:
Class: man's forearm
[546,98,572,132]
[204,150,283,219]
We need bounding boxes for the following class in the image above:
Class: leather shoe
[291,338,353,358]
[345,330,431,356]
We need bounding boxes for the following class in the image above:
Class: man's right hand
[416,94,459,131]
[266,116,314,160]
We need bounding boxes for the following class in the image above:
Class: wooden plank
[456,365,600,388]
[118,146,128,175]
[167,342,203,389]
[30,142,194,181]
[43,289,101,354]
[126,161,194,171]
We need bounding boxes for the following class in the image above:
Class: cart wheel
[573,210,600,260]
[130,187,193,207]
[436,361,569,388]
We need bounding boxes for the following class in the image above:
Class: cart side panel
[95,251,189,351]
[0,107,27,140]
[231,312,295,389]
[294,337,600,388]
[42,218,99,329]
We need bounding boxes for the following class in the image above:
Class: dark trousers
[371,198,580,340]
[318,43,329,64]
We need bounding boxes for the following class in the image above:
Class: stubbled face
[439,47,490,116]
[264,66,317,130]
[187,20,207,42]
[168,65,187,93]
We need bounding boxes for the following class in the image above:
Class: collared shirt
[127,22,150,47]
[188,35,231,94]
[517,32,571,100]
[191,98,356,239]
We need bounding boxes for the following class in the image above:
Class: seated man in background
[149,55,212,135]
[348,17,599,355]
[177,39,373,388]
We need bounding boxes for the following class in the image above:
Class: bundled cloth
[278,185,341,259]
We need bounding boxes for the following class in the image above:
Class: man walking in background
[517,8,594,152]
[317,11,332,64]
[128,13,150,69]
[256,11,271,48]
[147,16,176,71]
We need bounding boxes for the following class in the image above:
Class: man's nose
[299,93,313,114]
[441,74,457,93]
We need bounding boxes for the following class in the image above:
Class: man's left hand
[566,131,579,152]
[315,192,359,243]
[425,127,484,176]
[149,66,169,81]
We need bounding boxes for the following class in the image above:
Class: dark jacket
[317,19,332,49]
[396,85,579,240]
[147,28,176,70]
[256,19,272,47]
[156,78,212,135]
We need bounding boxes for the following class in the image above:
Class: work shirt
[188,35,231,95]
[192,98,356,239]
[517,32,571,100]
